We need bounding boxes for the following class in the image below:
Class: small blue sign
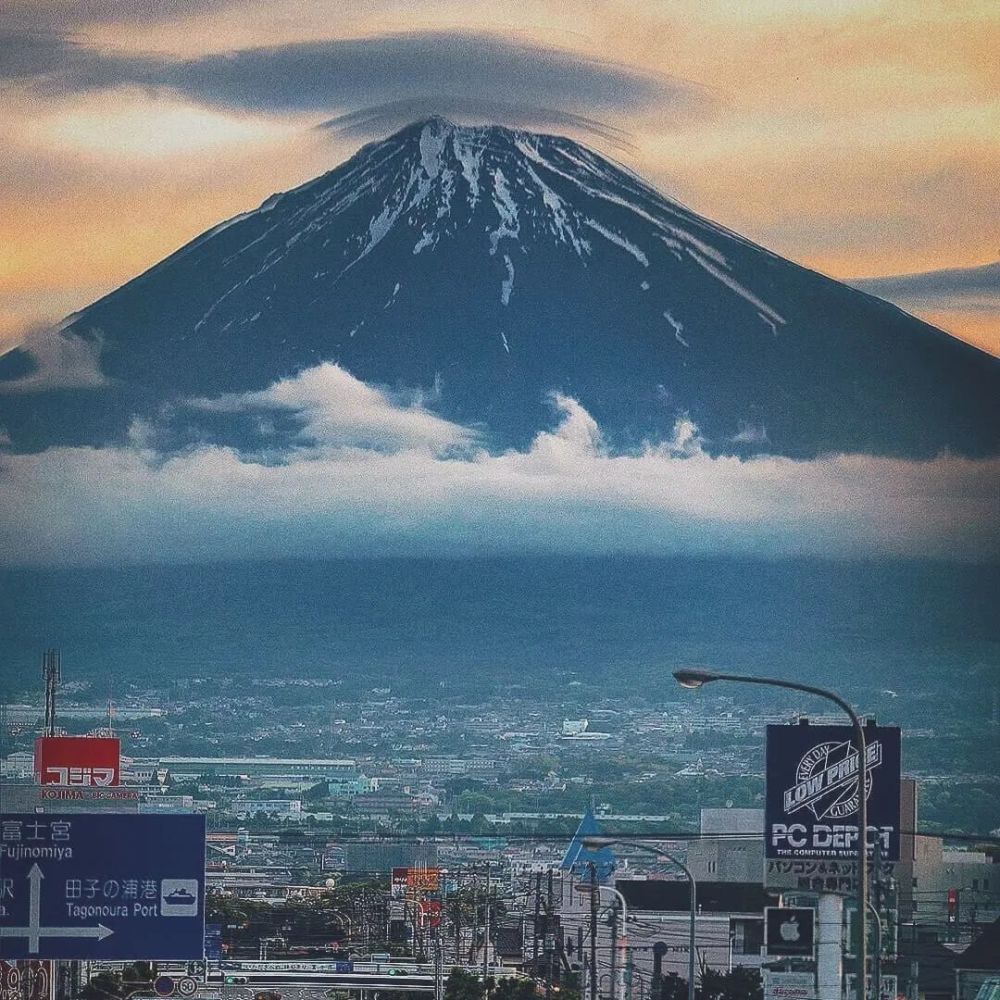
[0,813,205,960]
[204,923,222,962]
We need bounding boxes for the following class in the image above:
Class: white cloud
[186,362,472,453]
[0,365,996,565]
[731,421,768,445]
[0,326,108,392]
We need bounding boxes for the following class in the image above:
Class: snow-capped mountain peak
[1,118,996,458]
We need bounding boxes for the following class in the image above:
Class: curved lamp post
[582,838,696,1000]
[673,668,869,1000]
[594,885,629,1000]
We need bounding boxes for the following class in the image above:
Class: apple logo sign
[780,917,801,943]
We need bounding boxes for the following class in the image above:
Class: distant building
[699,807,764,836]
[557,868,773,985]
[689,808,764,883]
[139,794,195,813]
[0,751,34,779]
[328,775,379,796]
[955,919,1000,1000]
[144,756,358,780]
[343,841,438,873]
[232,799,303,820]
[560,719,611,741]
[617,879,774,978]
[353,790,425,819]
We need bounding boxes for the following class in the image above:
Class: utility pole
[484,864,492,993]
[545,918,554,1000]
[609,900,618,1000]
[589,862,598,1000]
[434,928,444,1000]
[872,839,883,1000]
[545,869,555,1000]
[533,872,542,968]
[471,876,479,964]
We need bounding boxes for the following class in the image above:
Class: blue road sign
[0,813,205,960]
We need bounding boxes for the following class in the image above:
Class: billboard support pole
[817,893,844,1000]
[672,669,869,1000]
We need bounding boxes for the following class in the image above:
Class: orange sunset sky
[2,0,998,356]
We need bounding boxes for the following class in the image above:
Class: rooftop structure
[560,806,615,882]
[145,756,358,778]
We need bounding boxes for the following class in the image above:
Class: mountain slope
[1,117,997,457]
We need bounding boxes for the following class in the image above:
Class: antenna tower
[42,648,61,737]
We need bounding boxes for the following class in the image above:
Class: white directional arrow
[0,864,115,954]
[28,863,43,952]
[0,924,114,947]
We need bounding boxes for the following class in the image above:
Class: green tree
[445,968,485,1000]
[456,792,496,815]
[697,967,762,1000]
[494,979,540,1000]
[79,972,123,1000]
[658,974,688,1000]
[304,780,330,802]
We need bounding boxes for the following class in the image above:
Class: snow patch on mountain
[501,255,515,306]
[489,168,520,254]
[413,228,436,254]
[188,118,788,339]
[664,311,689,348]
[453,133,482,206]
[383,282,401,311]
[686,249,785,327]
[523,162,589,256]
[420,122,447,180]
[584,219,649,267]
[758,312,779,337]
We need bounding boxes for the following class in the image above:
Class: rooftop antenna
[42,648,61,737]
[105,670,116,736]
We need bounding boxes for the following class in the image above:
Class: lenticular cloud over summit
[0,361,995,566]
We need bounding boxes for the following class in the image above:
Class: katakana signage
[390,867,440,897]
[0,813,205,960]
[34,737,120,787]
[763,971,815,1000]
[765,724,901,861]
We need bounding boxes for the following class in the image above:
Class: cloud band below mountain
[0,363,995,566]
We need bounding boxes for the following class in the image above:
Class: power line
[216,828,1000,845]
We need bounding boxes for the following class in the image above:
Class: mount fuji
[1,117,997,458]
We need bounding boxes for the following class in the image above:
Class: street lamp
[673,667,869,1000]
[582,838,697,1000]
[593,885,628,1000]
[595,884,628,927]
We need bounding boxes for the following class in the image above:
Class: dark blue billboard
[0,813,205,960]
[765,724,901,861]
